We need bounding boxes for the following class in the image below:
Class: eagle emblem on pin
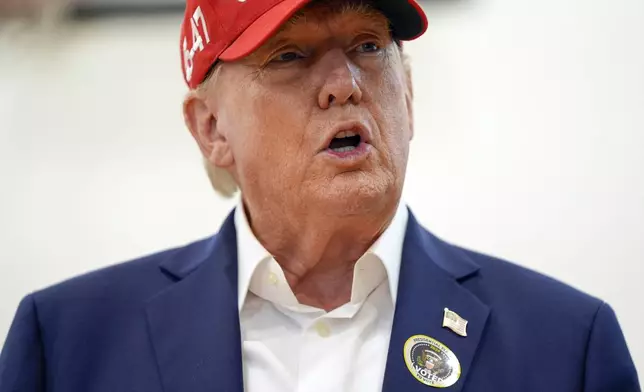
[442,308,468,337]
[403,335,461,388]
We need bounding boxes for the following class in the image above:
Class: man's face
[195,1,413,213]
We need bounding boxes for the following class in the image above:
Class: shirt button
[314,321,331,338]
[268,272,278,285]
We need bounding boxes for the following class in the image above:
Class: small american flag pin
[443,308,468,337]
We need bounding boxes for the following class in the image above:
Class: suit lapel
[142,208,489,392]
[145,212,244,392]
[382,213,490,392]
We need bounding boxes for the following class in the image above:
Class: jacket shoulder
[452,243,603,319]
[31,235,216,316]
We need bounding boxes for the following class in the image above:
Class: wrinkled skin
[184,1,414,310]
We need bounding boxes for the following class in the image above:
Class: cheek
[368,66,412,161]
[222,83,312,181]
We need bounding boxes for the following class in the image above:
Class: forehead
[289,0,388,24]
[277,0,391,37]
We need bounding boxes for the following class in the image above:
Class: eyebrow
[266,3,391,46]
[241,1,392,64]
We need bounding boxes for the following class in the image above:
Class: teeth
[335,130,358,139]
[332,146,356,153]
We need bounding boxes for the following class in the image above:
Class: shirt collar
[368,200,408,305]
[235,201,272,311]
[235,200,409,312]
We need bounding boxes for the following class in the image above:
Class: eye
[356,42,381,53]
[271,51,305,63]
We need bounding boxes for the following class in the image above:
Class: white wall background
[1,0,643,373]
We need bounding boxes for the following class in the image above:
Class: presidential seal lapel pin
[442,308,468,337]
[404,335,461,388]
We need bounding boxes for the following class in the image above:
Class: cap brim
[376,0,428,40]
[220,0,428,62]
[220,0,311,62]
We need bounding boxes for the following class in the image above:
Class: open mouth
[327,130,362,153]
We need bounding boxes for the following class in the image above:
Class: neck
[243,198,399,311]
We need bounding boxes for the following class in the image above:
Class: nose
[317,52,363,109]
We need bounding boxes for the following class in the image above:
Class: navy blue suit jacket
[1,210,640,391]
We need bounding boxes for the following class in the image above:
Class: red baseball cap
[180,0,428,89]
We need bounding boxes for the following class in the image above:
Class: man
[0,0,640,391]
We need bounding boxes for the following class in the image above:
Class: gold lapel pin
[443,308,468,337]
[403,334,461,388]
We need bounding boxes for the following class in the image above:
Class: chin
[312,172,396,215]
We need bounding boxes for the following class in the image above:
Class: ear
[402,53,414,141]
[183,91,234,169]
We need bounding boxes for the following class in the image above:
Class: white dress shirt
[235,201,409,392]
